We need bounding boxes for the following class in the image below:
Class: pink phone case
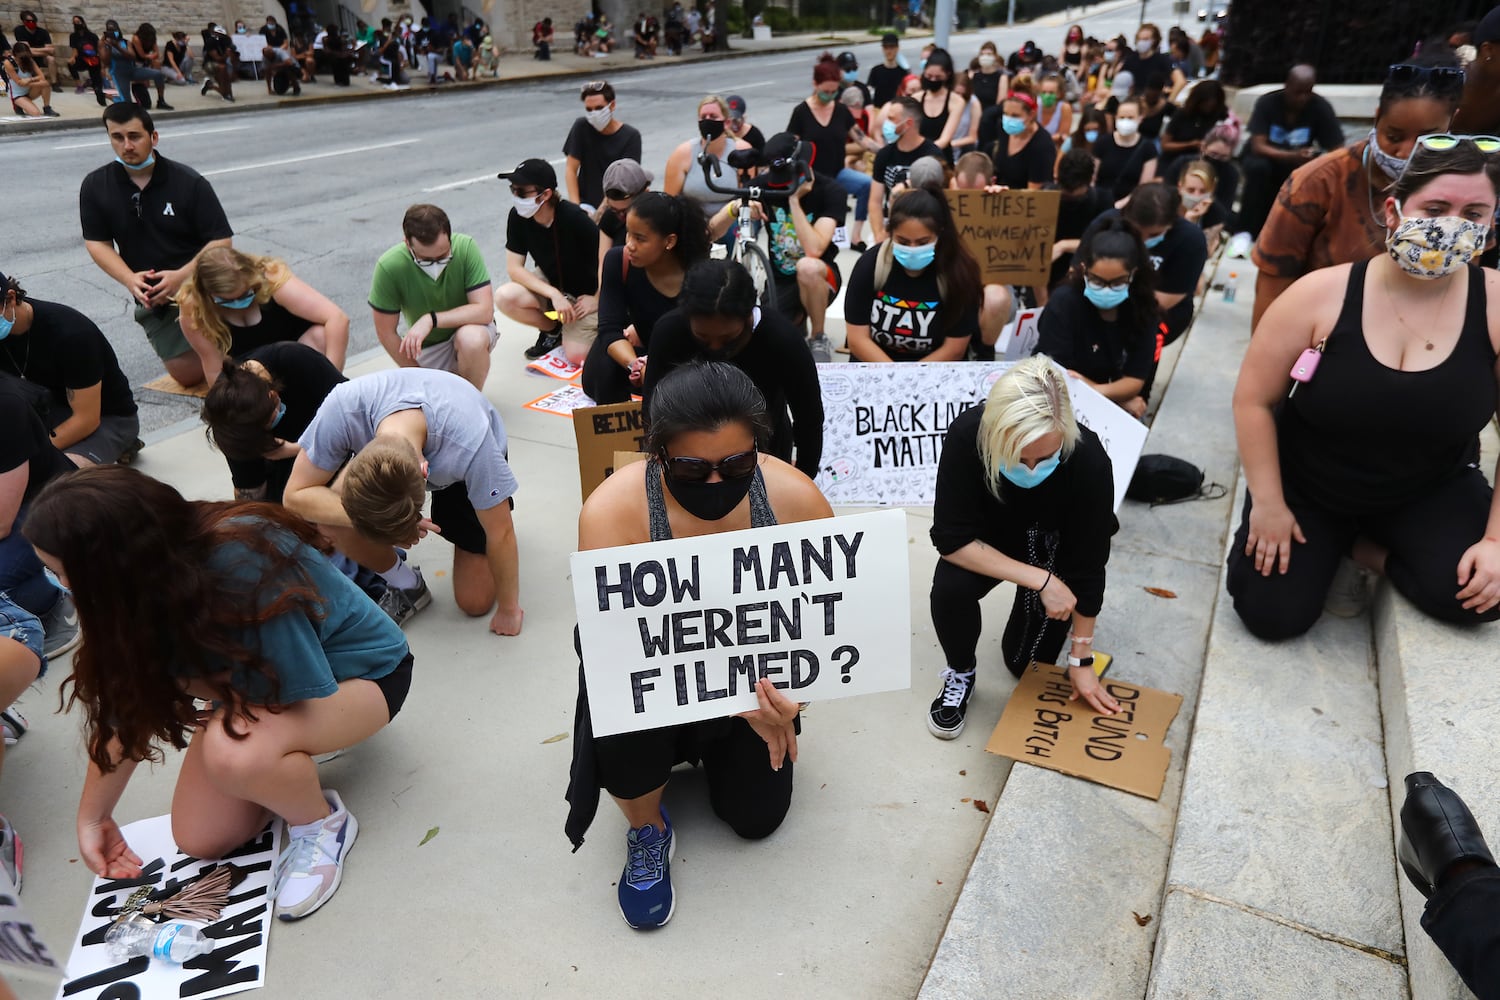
[1290,347,1322,383]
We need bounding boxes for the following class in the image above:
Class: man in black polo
[79,103,233,388]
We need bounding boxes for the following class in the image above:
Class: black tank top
[1278,259,1497,516]
[226,299,315,359]
[918,91,950,143]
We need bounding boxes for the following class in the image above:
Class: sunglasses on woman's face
[1386,63,1466,92]
[660,449,758,482]
[1414,133,1500,154]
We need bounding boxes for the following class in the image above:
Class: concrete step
[919,256,1246,998]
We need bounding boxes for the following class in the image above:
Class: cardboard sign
[612,451,649,472]
[945,189,1061,288]
[525,383,596,418]
[986,664,1183,800]
[58,814,281,1000]
[573,400,646,502]
[813,362,1147,511]
[571,509,911,737]
[0,871,62,982]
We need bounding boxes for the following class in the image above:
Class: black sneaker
[42,105,60,117]
[376,569,433,627]
[117,438,145,465]
[201,78,213,95]
[524,328,562,360]
[155,101,174,111]
[927,667,974,740]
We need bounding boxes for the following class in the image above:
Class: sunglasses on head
[660,448,758,482]
[581,80,609,95]
[1386,63,1466,91]
[1414,132,1500,154]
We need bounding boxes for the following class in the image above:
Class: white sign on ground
[0,870,61,981]
[572,509,911,736]
[58,813,280,1000]
[813,362,1146,511]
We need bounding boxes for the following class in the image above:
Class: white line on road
[423,172,495,192]
[732,80,777,89]
[54,125,252,150]
[202,138,420,176]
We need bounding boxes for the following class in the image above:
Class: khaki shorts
[418,322,500,372]
[561,309,599,363]
[133,303,192,361]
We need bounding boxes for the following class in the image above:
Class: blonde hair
[1180,158,1217,192]
[340,436,426,546]
[977,355,1079,497]
[699,94,730,118]
[176,247,291,355]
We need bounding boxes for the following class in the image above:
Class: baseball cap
[497,157,557,189]
[760,133,808,187]
[1477,6,1500,46]
[725,94,747,120]
[601,159,653,198]
[881,32,899,47]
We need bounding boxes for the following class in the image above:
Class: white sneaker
[1325,558,1374,618]
[1228,232,1254,259]
[274,789,358,921]
[0,707,27,746]
[808,334,833,364]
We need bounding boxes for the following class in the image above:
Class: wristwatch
[1067,654,1095,669]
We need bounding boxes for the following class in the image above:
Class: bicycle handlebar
[697,149,806,204]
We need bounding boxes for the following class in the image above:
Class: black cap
[881,32,899,46]
[1478,6,1500,46]
[497,157,557,189]
[837,50,857,71]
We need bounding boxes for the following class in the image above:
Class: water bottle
[1223,271,1238,303]
[105,919,213,964]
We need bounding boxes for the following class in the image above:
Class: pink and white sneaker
[274,789,358,921]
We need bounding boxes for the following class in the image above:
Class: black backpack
[1127,454,1227,506]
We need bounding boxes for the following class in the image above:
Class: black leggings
[1423,867,1500,1000]
[594,717,793,840]
[930,558,1071,677]
[1226,468,1500,641]
[580,334,633,405]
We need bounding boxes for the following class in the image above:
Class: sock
[378,556,419,590]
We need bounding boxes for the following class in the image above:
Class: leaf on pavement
[1143,587,1178,599]
[973,799,990,813]
[419,826,440,847]
[541,732,569,744]
[1132,911,1152,926]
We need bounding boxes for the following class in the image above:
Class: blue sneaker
[618,809,674,929]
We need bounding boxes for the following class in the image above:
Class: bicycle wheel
[738,241,777,314]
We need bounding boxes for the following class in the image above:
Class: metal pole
[1007,0,1015,25]
[934,0,953,48]
[1139,0,1147,26]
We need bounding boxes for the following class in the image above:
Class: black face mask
[663,471,756,521]
[921,76,943,91]
[698,321,754,361]
[699,117,726,141]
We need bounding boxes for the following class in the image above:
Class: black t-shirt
[0,300,136,418]
[1050,186,1115,287]
[735,124,767,151]
[505,199,601,296]
[765,176,847,276]
[871,138,942,197]
[1034,282,1156,386]
[1163,110,1223,148]
[1122,50,1174,93]
[70,29,99,65]
[867,63,907,107]
[202,32,232,62]
[1247,90,1345,153]
[0,29,10,57]
[598,206,627,247]
[1093,132,1144,194]
[597,246,678,353]
[641,306,824,477]
[78,155,234,273]
[13,23,49,60]
[982,121,1055,188]
[1138,101,1171,141]
[562,119,644,208]
[227,342,347,492]
[843,245,978,360]
[786,101,855,178]
[262,23,288,47]
[0,381,73,504]
[1082,210,1207,342]
[164,39,188,66]
[969,68,1004,109]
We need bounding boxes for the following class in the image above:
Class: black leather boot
[1398,772,1496,898]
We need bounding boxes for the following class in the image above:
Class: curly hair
[23,466,331,772]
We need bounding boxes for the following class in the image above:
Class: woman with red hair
[786,55,874,249]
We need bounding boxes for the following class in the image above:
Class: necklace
[1382,263,1456,352]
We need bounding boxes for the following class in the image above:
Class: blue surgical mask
[1084,129,1099,144]
[882,120,899,144]
[1144,232,1166,249]
[214,291,256,309]
[270,400,287,428]
[44,567,69,593]
[999,448,1062,489]
[0,302,12,341]
[114,153,155,172]
[1001,115,1026,136]
[843,69,858,82]
[1083,282,1130,310]
[892,241,936,271]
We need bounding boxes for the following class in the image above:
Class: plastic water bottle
[1223,271,1239,303]
[105,919,213,964]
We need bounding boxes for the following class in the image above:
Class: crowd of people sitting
[5,12,1500,987]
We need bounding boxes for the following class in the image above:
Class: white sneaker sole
[927,715,965,740]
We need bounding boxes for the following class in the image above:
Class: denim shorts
[0,592,45,678]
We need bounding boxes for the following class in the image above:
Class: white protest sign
[0,871,62,981]
[813,362,1147,512]
[58,814,280,1000]
[571,509,911,737]
[995,307,1043,361]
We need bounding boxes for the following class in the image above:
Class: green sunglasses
[1415,133,1500,154]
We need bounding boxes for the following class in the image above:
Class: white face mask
[415,259,448,280]
[1136,39,1154,55]
[585,106,613,131]
[514,193,546,219]
[1180,191,1206,209]
[978,53,996,69]
[1116,118,1139,137]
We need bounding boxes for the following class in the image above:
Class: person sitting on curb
[198,22,236,103]
[3,42,58,116]
[567,361,832,929]
[24,465,412,923]
[495,158,608,362]
[926,356,1121,741]
[284,367,524,635]
[369,204,497,390]
[178,247,349,386]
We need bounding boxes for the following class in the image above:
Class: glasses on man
[407,246,452,266]
[509,186,539,199]
[1413,133,1500,154]
[1386,64,1466,93]
[1083,271,1133,291]
[660,449,758,482]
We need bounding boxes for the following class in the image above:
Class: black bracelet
[429,311,439,329]
[1038,571,1051,594]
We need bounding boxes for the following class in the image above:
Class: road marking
[423,172,495,192]
[202,138,420,176]
[54,125,252,150]
[733,80,777,89]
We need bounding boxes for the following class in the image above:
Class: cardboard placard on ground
[813,362,1147,511]
[945,189,1061,288]
[525,383,596,418]
[0,870,62,982]
[571,509,911,737]
[573,400,646,502]
[985,664,1183,800]
[58,813,281,1000]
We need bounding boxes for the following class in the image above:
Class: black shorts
[372,652,414,721]
[430,482,491,555]
[770,258,843,322]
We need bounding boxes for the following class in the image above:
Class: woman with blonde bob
[925,355,1121,740]
[178,247,349,385]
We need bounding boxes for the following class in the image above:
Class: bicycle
[697,145,807,314]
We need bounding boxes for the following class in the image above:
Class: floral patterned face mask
[1386,200,1488,278]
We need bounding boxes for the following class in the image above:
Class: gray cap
[601,158,653,197]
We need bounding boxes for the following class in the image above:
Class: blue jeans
[836,167,871,223]
[0,591,45,676]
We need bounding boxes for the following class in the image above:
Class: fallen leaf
[419,826,440,846]
[69,858,78,864]
[973,799,990,813]
[1143,587,1178,599]
[820,783,827,790]
[1132,911,1152,926]
[936,879,943,885]
[1311,707,1323,716]
[958,769,967,776]
[960,797,971,803]
[540,732,568,744]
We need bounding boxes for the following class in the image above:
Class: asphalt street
[1,0,1181,437]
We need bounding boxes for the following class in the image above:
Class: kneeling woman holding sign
[24,466,412,922]
[927,356,1120,740]
[567,362,833,929]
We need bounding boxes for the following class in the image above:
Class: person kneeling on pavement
[927,356,1120,740]
[283,368,524,635]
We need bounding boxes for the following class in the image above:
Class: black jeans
[1423,867,1500,1000]
[930,558,1070,677]
[1226,468,1500,641]
[1237,152,1296,240]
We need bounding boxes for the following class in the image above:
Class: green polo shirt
[368,232,491,347]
